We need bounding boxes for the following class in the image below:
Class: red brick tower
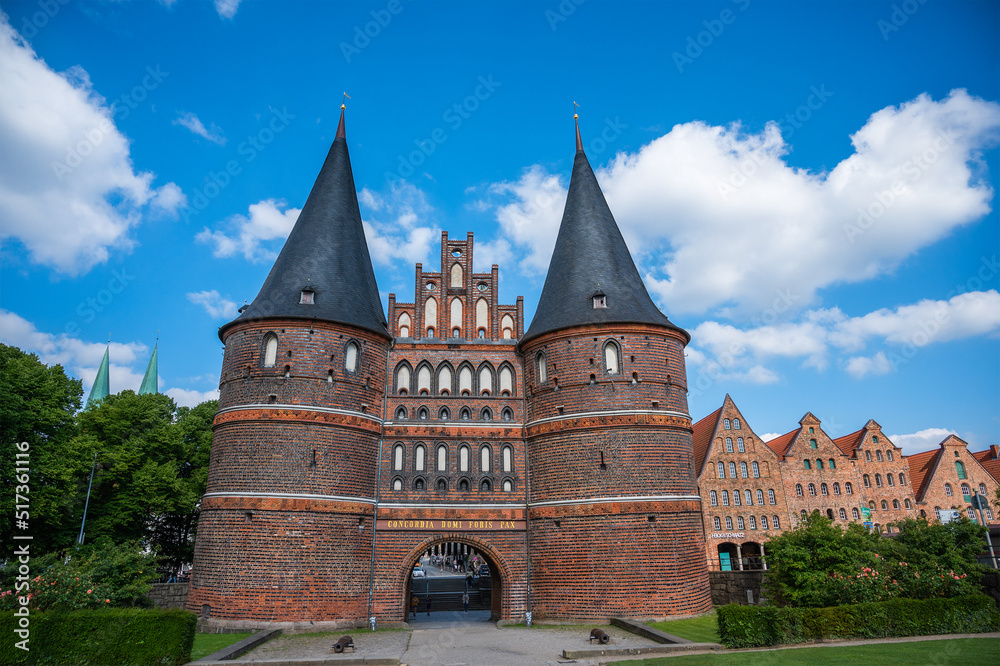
[520,117,712,619]
[187,108,390,621]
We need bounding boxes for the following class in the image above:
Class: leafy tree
[0,344,84,557]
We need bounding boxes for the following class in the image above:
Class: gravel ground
[236,612,662,665]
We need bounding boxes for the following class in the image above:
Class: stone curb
[610,617,692,644]
[195,628,282,662]
[191,659,398,666]
[563,642,722,658]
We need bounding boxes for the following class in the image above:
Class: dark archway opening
[402,539,504,622]
[741,541,764,570]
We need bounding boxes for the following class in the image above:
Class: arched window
[881,500,888,510]
[710,490,718,506]
[438,365,452,394]
[809,439,817,449]
[737,437,745,453]
[733,491,741,506]
[502,446,513,472]
[839,508,847,520]
[869,501,876,510]
[713,516,721,530]
[876,450,883,462]
[717,462,725,479]
[887,474,894,487]
[481,407,493,420]
[768,489,776,504]
[439,407,450,420]
[833,482,841,495]
[863,474,871,487]
[808,483,816,496]
[733,418,741,429]
[437,445,447,471]
[396,364,411,394]
[480,446,491,472]
[829,458,836,469]
[804,459,811,470]
[722,491,730,506]
[724,418,731,429]
[821,483,829,495]
[899,473,906,485]
[845,482,853,495]
[740,462,748,478]
[417,365,432,394]
[502,408,513,421]
[437,478,447,492]
[414,478,424,491]
[748,516,757,530]
[852,508,860,519]
[887,450,894,461]
[392,478,402,491]
[424,297,437,334]
[476,298,489,333]
[737,516,745,530]
[893,499,900,509]
[398,312,411,337]
[826,509,834,520]
[773,515,781,529]
[480,478,491,492]
[944,483,953,496]
[501,314,514,339]
[450,262,463,288]
[745,489,753,505]
[726,438,734,453]
[414,444,425,471]
[603,340,620,374]
[345,341,359,373]
[752,461,760,478]
[795,484,803,496]
[536,352,547,383]
[729,462,737,478]
[905,499,912,509]
[816,459,824,470]
[725,517,733,530]
[460,407,471,420]
[756,489,764,505]
[459,445,469,472]
[499,366,513,396]
[961,483,971,496]
[502,478,513,492]
[263,333,278,367]
[955,461,967,479]
[417,406,428,420]
[866,450,873,462]
[459,478,469,492]
[395,406,407,420]
[875,474,883,487]
[459,365,473,395]
[450,298,463,338]
[981,483,989,495]
[393,444,404,471]
[762,515,769,529]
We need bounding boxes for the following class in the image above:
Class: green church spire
[139,343,158,395]
[87,345,110,408]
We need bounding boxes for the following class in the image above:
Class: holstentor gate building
[186,108,1000,625]
[187,109,713,623]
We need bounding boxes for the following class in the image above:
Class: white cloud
[196,199,300,262]
[214,0,241,19]
[0,14,182,275]
[173,111,226,145]
[0,310,214,407]
[486,90,1000,316]
[187,290,238,319]
[759,433,784,442]
[844,352,893,379]
[892,427,958,456]
[359,181,439,268]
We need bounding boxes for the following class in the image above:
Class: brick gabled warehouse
[188,109,998,625]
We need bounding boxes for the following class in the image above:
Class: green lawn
[648,612,720,644]
[618,637,1000,666]
[189,632,252,661]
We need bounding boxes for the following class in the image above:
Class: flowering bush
[0,538,160,612]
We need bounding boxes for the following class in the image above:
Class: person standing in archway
[426,596,432,616]
[410,594,419,618]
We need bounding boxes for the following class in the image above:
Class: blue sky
[0,0,998,455]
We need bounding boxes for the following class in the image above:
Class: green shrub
[0,607,196,665]
[717,594,999,648]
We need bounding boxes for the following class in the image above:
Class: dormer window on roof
[592,290,607,309]
[300,287,315,305]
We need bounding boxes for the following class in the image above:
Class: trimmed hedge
[0,608,196,665]
[717,594,999,648]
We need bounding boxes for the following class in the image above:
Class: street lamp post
[77,451,107,545]
[972,492,998,569]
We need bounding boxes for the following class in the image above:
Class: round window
[477,282,488,292]
[426,282,436,290]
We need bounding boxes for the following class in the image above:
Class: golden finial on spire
[573,100,580,120]
[342,92,351,110]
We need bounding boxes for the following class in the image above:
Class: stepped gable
[219,108,388,340]
[520,116,687,345]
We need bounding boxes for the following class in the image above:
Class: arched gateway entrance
[400,536,507,621]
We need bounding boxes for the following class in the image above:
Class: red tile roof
[905,448,941,502]
[973,446,1000,483]
[692,407,722,477]
[764,429,798,459]
[832,428,865,457]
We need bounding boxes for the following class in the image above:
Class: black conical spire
[220,107,389,340]
[521,116,687,345]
